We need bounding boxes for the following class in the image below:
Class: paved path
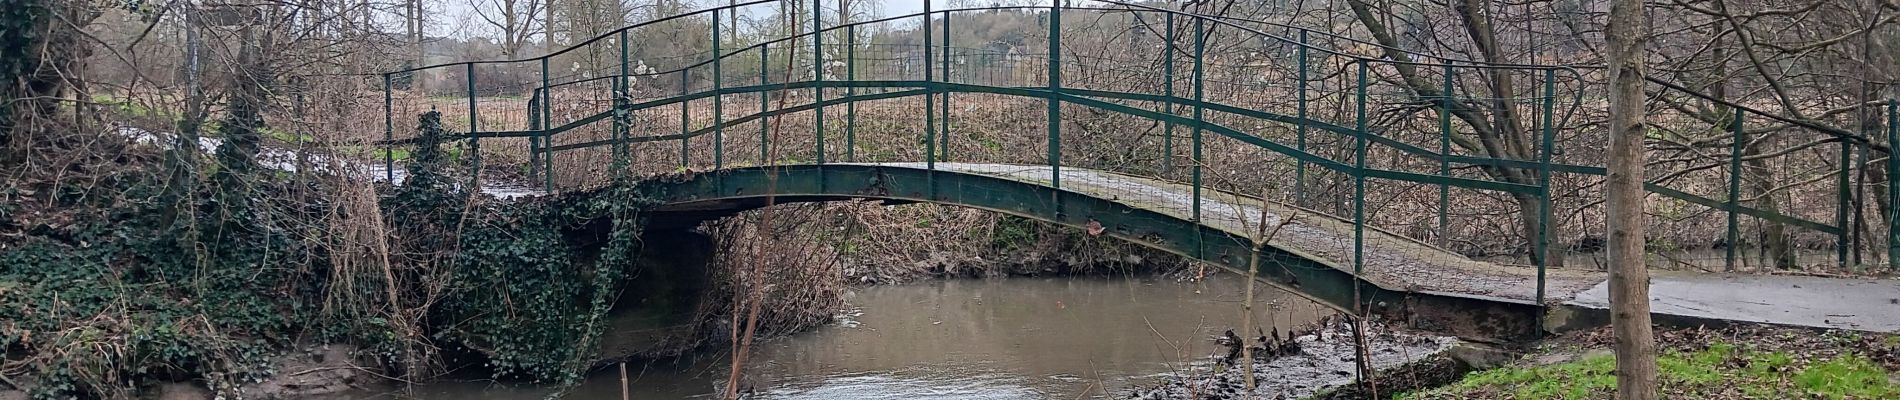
[1567,273,1900,332]
[120,125,546,199]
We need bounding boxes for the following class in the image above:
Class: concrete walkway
[1565,273,1900,332]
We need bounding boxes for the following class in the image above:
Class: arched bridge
[615,162,1603,340]
[378,1,1900,339]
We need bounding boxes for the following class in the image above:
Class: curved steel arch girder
[526,80,1543,195]
[635,164,1386,312]
[620,164,1546,341]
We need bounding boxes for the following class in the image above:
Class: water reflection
[393,274,1325,399]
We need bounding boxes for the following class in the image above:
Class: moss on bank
[1408,344,1893,399]
[1400,326,1900,400]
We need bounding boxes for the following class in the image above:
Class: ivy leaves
[392,111,655,383]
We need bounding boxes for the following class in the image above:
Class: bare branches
[469,0,546,57]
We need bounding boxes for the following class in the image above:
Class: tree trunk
[1875,112,1894,266]
[217,14,266,177]
[1744,150,1796,268]
[1342,0,1563,268]
[409,0,422,67]
[4,1,85,151]
[169,3,207,202]
[1606,0,1659,397]
[1510,191,1562,266]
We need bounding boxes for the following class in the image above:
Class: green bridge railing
[382,0,1900,306]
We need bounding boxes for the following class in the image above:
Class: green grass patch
[1401,341,1898,400]
[259,126,312,143]
[1795,355,1896,399]
[93,94,316,146]
[92,94,169,119]
[336,145,413,162]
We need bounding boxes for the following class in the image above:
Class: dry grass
[698,206,846,337]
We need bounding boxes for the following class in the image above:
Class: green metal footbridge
[380,1,1900,339]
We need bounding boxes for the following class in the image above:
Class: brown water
[383,275,1326,399]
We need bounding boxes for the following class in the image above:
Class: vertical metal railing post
[1295,29,1310,207]
[759,43,770,164]
[538,58,550,185]
[1189,16,1205,259]
[846,25,857,162]
[1190,16,1204,230]
[1162,12,1174,175]
[1727,108,1744,271]
[1536,68,1555,306]
[1839,125,1853,268]
[813,0,825,165]
[941,11,951,162]
[542,75,554,190]
[527,91,540,179]
[1855,132,1869,267]
[542,65,553,190]
[528,88,540,181]
[1046,0,1062,194]
[616,30,631,175]
[1352,60,1368,280]
[1438,65,1453,246]
[383,73,393,182]
[713,10,725,169]
[466,63,481,187]
[679,72,690,167]
[1889,100,1899,270]
[925,0,937,171]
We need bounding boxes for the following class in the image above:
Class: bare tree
[1606,0,1658,397]
[1338,0,1565,267]
[409,0,424,66]
[471,0,546,57]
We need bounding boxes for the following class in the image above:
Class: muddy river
[379,275,1327,399]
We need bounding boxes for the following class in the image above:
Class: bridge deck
[869,162,1608,304]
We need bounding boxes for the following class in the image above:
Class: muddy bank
[1129,317,1457,399]
[819,203,1193,284]
[0,344,371,400]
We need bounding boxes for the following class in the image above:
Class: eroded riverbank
[1130,317,1457,399]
